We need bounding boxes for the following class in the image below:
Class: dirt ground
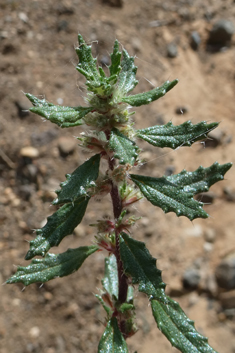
[0,0,235,352]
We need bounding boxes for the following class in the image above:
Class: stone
[208,19,235,47]
[20,146,39,158]
[57,136,77,156]
[203,242,213,252]
[99,55,110,67]
[57,20,69,32]
[223,186,235,202]
[205,129,224,148]
[204,228,216,243]
[183,268,201,289]
[131,37,142,52]
[167,42,178,58]
[195,192,216,204]
[15,100,30,118]
[165,165,175,176]
[18,184,34,201]
[102,0,123,7]
[184,224,203,237]
[175,106,188,115]
[219,290,235,309]
[190,31,201,50]
[31,129,58,147]
[215,253,235,289]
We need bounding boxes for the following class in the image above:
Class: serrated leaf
[25,93,92,128]
[118,49,138,95]
[53,154,100,205]
[25,197,90,260]
[120,232,218,353]
[151,299,217,353]
[130,174,207,220]
[98,317,128,353]
[109,40,122,77]
[137,121,218,149]
[25,93,91,127]
[120,232,165,299]
[167,162,232,195]
[76,35,116,97]
[102,254,119,299]
[76,34,100,83]
[109,128,139,165]
[7,245,98,286]
[122,79,178,107]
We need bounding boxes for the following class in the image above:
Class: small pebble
[175,106,188,115]
[219,290,235,309]
[223,186,235,202]
[215,253,235,289]
[20,146,39,159]
[208,19,235,47]
[203,242,213,252]
[167,42,178,58]
[191,31,201,51]
[204,228,216,243]
[15,100,30,118]
[195,192,216,204]
[29,326,40,338]
[205,129,224,148]
[58,136,77,156]
[183,268,201,289]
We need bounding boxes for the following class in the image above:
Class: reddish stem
[108,155,128,305]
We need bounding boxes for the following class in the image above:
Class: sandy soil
[0,1,235,352]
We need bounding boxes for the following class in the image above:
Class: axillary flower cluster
[6,34,232,352]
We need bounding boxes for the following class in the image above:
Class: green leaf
[130,174,208,221]
[76,34,116,97]
[151,299,217,353]
[25,93,92,128]
[118,49,138,94]
[109,128,139,165]
[53,154,101,205]
[167,162,233,195]
[7,245,98,286]
[102,254,119,300]
[120,232,218,353]
[122,79,178,107]
[120,232,165,299]
[109,40,122,77]
[136,121,218,149]
[25,197,90,260]
[76,34,100,83]
[98,317,128,353]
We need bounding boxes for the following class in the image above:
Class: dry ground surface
[0,0,235,352]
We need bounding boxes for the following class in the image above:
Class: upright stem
[108,156,128,305]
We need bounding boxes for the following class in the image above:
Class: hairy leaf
[109,128,139,165]
[109,40,122,77]
[98,317,128,353]
[137,121,218,149]
[53,154,100,205]
[102,254,119,300]
[25,93,92,128]
[7,245,98,286]
[118,49,138,95]
[120,233,218,353]
[167,162,232,195]
[76,34,100,83]
[76,34,117,96]
[122,79,178,107]
[25,197,90,260]
[130,174,207,220]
